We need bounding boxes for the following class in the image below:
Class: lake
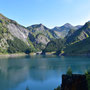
[0,55,90,90]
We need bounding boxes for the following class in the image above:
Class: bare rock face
[61,74,88,90]
[7,23,29,43]
[52,23,75,38]
[36,34,50,45]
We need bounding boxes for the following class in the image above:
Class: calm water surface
[0,55,90,90]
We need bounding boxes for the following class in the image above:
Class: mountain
[27,24,59,49]
[27,24,58,39]
[0,13,60,53]
[43,39,65,53]
[0,13,90,55]
[75,25,82,29]
[65,26,82,39]
[66,22,90,44]
[52,23,74,32]
[64,37,90,55]
[52,23,79,38]
[0,13,35,53]
[0,13,29,43]
[43,22,90,55]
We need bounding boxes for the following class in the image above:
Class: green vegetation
[0,18,10,53]
[43,39,65,53]
[33,42,46,51]
[0,14,35,54]
[86,74,90,90]
[27,24,56,40]
[27,37,36,52]
[66,67,72,76]
[7,37,31,53]
[54,86,61,90]
[1,13,90,55]
[0,20,9,35]
[42,21,90,55]
[85,70,90,90]
[66,22,90,44]
[46,30,54,39]
[64,37,90,55]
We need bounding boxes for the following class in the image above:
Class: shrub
[54,86,61,90]
[67,67,72,76]
[85,69,90,75]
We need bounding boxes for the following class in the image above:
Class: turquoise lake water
[0,55,90,90]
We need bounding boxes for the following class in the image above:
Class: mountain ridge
[0,13,90,55]
[66,21,90,44]
[51,23,82,38]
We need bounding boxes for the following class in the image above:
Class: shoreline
[0,52,40,58]
[0,52,90,59]
[0,53,28,58]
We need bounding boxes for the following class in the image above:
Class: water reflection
[0,56,90,90]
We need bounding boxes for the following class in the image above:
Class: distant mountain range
[0,13,90,55]
[66,21,90,44]
[52,23,82,38]
[44,21,90,55]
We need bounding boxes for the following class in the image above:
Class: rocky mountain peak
[82,21,90,29]
[27,24,49,31]
[52,23,73,30]
[63,23,73,28]
[88,20,90,22]
[85,21,90,26]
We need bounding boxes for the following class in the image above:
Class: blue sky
[0,0,90,28]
